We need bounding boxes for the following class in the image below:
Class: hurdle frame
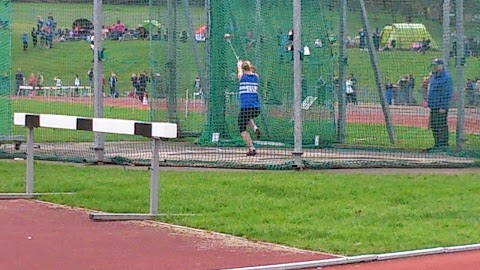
[1,113,177,221]
[0,117,74,200]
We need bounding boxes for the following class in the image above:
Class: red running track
[1,199,479,270]
[0,200,334,270]
[347,110,480,134]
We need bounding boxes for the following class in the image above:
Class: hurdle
[2,113,177,221]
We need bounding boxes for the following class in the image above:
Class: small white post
[149,138,161,215]
[314,135,320,147]
[193,90,196,108]
[26,127,34,194]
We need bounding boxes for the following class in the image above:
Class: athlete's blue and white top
[239,74,260,109]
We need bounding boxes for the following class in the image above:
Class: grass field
[9,3,480,99]
[1,160,479,255]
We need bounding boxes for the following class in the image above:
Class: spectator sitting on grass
[111,20,125,40]
[383,39,396,51]
[420,38,431,54]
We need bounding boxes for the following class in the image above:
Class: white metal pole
[93,0,104,162]
[149,138,161,215]
[182,0,205,88]
[255,0,262,70]
[443,0,451,68]
[455,0,465,149]
[26,127,34,194]
[292,0,303,169]
[337,0,347,143]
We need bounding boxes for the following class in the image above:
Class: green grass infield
[1,160,479,255]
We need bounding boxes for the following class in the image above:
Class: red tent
[195,25,206,34]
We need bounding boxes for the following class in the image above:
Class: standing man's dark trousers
[430,108,449,147]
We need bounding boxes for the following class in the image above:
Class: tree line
[12,0,205,5]
[324,0,479,27]
[11,0,479,23]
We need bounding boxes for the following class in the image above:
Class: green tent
[380,23,438,50]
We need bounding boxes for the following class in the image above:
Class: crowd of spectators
[27,13,56,49]
[101,21,189,42]
[344,27,432,53]
[25,16,184,49]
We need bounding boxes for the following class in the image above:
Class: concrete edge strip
[221,255,378,270]
[443,244,480,253]
[375,247,445,261]
[221,244,480,270]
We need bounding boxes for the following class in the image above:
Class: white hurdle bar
[3,113,177,221]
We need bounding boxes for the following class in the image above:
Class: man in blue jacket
[428,58,453,149]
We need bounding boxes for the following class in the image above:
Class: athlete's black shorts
[238,107,260,132]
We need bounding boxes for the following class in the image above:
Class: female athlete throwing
[237,60,261,156]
